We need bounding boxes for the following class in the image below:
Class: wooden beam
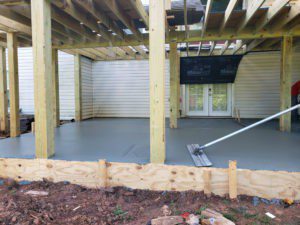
[52,0,111,41]
[7,32,20,138]
[202,0,213,37]
[237,0,265,33]
[255,0,290,32]
[271,1,300,31]
[54,28,300,49]
[220,40,231,55]
[120,46,137,58]
[101,0,143,40]
[0,0,27,6]
[228,160,237,199]
[280,36,292,132]
[209,41,216,56]
[219,0,240,34]
[232,40,244,54]
[128,0,149,29]
[150,0,165,163]
[31,0,54,158]
[72,0,125,39]
[197,42,202,56]
[0,46,8,133]
[133,46,148,58]
[52,49,60,127]
[246,39,265,52]
[74,54,82,121]
[169,42,180,129]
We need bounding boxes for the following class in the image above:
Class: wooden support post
[203,169,212,197]
[228,160,237,199]
[280,36,292,132]
[150,0,166,163]
[52,49,60,127]
[7,32,20,138]
[177,53,180,119]
[169,42,180,128]
[31,0,55,158]
[0,46,8,133]
[74,54,82,121]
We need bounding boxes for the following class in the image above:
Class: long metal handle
[199,104,300,150]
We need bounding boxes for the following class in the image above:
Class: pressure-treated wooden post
[228,160,237,199]
[0,47,8,133]
[74,54,82,121]
[7,32,20,138]
[149,0,166,163]
[169,42,180,128]
[52,49,60,127]
[280,36,292,132]
[31,0,55,158]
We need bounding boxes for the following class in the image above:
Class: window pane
[212,84,227,111]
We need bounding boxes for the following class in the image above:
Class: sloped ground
[0,179,299,225]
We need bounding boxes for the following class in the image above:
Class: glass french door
[186,84,232,117]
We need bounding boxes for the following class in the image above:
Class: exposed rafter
[197,42,202,56]
[255,0,290,32]
[101,0,143,40]
[52,0,112,40]
[209,41,216,56]
[128,0,149,29]
[220,40,231,55]
[232,40,244,54]
[201,0,213,37]
[133,46,148,58]
[219,0,240,34]
[72,0,125,39]
[271,0,300,31]
[246,38,265,52]
[237,0,265,33]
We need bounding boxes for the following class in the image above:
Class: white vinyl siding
[7,48,75,120]
[92,60,170,118]
[234,51,300,118]
[58,51,75,119]
[81,56,93,120]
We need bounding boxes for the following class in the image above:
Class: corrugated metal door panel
[6,48,75,119]
[92,60,170,118]
[81,56,93,120]
[234,52,300,118]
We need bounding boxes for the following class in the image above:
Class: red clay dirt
[0,179,299,225]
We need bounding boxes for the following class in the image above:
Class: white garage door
[92,60,170,118]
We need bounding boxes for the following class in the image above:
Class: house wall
[12,48,300,120]
[92,60,170,118]
[81,56,93,120]
[7,47,76,120]
[234,51,300,118]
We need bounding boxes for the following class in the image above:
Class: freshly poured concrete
[0,118,299,172]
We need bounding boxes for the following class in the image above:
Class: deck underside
[0,118,299,172]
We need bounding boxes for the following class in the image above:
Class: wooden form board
[0,46,8,133]
[0,158,299,200]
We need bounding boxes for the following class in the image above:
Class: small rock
[161,205,172,217]
[25,190,49,196]
[151,216,183,225]
[186,214,199,225]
